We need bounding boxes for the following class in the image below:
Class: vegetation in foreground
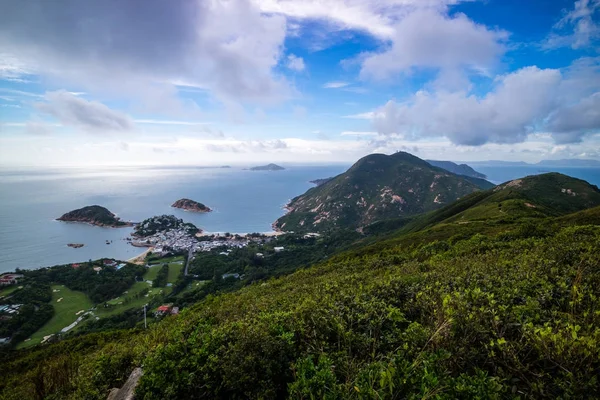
[1,205,599,399]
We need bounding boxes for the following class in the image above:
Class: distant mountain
[426,160,487,179]
[466,160,530,166]
[248,163,285,171]
[57,205,132,227]
[274,152,489,233]
[465,159,600,167]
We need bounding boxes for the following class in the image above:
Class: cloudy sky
[1,0,599,166]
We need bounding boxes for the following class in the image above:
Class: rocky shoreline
[57,205,134,228]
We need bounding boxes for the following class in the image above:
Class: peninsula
[248,163,285,171]
[171,198,212,212]
[57,205,133,227]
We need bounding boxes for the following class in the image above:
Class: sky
[0,0,599,166]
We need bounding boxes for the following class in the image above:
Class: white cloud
[286,54,306,71]
[372,67,562,145]
[323,81,350,88]
[36,90,134,132]
[370,62,600,145]
[134,119,211,126]
[343,111,379,119]
[0,53,35,81]
[0,0,290,108]
[360,9,508,81]
[253,0,470,39]
[547,92,600,143]
[544,0,600,49]
[340,131,378,136]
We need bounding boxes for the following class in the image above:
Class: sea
[0,164,599,274]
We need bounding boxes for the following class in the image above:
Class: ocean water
[0,165,348,273]
[1,164,599,273]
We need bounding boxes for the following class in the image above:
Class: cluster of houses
[131,228,198,253]
[0,304,22,316]
[156,304,179,316]
[0,274,23,286]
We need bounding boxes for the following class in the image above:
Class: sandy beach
[127,247,154,265]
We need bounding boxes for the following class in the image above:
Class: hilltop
[248,163,285,171]
[426,160,487,179]
[171,199,212,213]
[274,152,493,232]
[56,205,132,227]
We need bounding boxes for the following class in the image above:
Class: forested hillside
[2,204,600,399]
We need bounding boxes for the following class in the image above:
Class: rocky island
[171,198,212,212]
[248,163,285,171]
[57,205,133,227]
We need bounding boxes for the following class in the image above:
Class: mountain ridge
[275,152,492,233]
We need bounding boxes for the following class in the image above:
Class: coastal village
[1,196,328,348]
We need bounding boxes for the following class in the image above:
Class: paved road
[184,247,194,276]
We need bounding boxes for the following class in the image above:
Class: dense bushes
[1,223,600,399]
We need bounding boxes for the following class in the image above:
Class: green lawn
[19,285,92,348]
[167,262,183,283]
[0,285,22,299]
[95,265,162,317]
[94,260,182,317]
[148,255,184,265]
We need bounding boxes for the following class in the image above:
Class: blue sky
[0,0,599,166]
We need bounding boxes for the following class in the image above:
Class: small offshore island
[171,198,212,212]
[248,163,285,171]
[57,205,133,227]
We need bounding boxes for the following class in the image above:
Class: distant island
[248,163,285,171]
[66,243,84,248]
[57,205,133,227]
[172,198,212,213]
[426,160,487,179]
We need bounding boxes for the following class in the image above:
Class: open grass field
[148,255,184,265]
[167,262,183,283]
[95,264,163,317]
[0,285,22,299]
[19,285,92,348]
[94,258,182,317]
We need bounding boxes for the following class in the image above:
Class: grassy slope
[2,210,600,399]
[18,285,92,348]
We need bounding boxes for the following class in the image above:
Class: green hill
[2,209,600,399]
[369,172,600,235]
[57,205,131,227]
[275,152,493,233]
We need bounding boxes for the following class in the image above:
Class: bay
[0,165,348,273]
